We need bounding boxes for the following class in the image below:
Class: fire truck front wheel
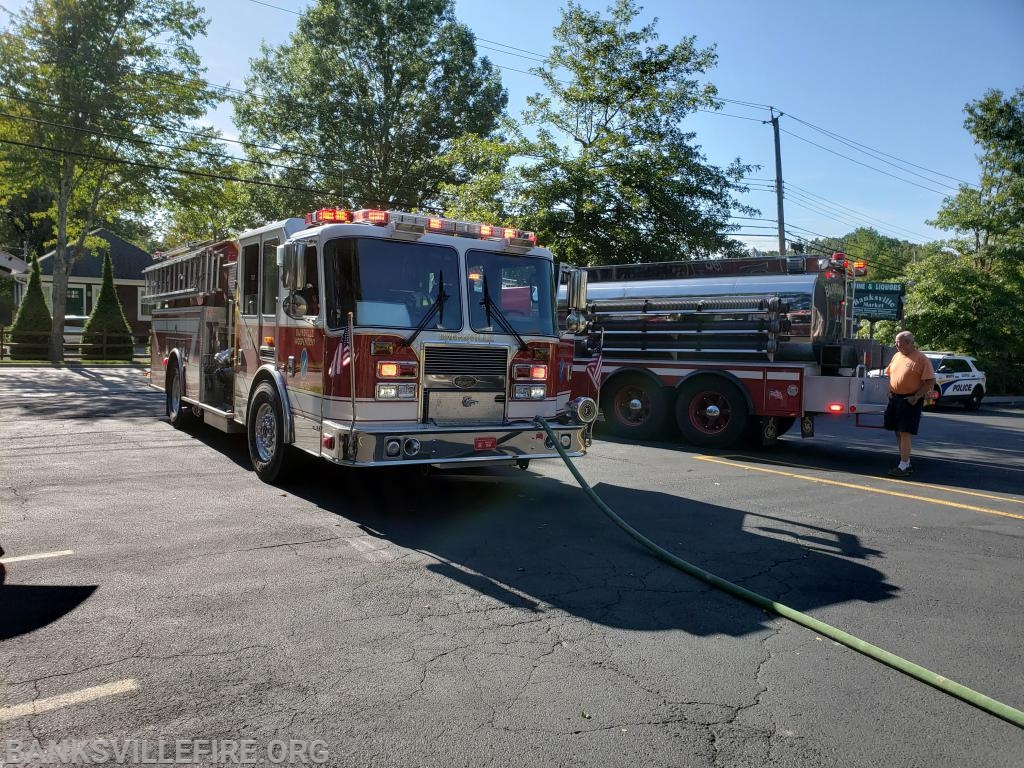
[166,363,192,428]
[247,382,292,485]
[675,378,749,449]
[601,373,668,439]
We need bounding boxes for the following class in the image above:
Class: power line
[0,94,447,202]
[0,135,325,195]
[785,112,977,188]
[784,182,933,242]
[696,109,764,123]
[780,128,953,195]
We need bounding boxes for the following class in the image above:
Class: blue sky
[5,0,1023,250]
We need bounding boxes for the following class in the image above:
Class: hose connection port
[567,396,598,424]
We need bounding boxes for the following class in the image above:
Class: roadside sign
[853,282,904,321]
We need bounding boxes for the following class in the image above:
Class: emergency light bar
[302,208,537,246]
[305,208,353,225]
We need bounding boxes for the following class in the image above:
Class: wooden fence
[0,327,146,362]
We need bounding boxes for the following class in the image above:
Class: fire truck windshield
[466,251,556,337]
[323,237,461,331]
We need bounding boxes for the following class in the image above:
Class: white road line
[0,550,74,564]
[344,536,396,563]
[0,679,138,722]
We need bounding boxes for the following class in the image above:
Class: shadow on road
[0,584,99,640]
[0,367,161,419]
[265,451,899,638]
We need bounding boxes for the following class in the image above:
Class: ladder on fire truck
[142,240,227,305]
[844,265,857,340]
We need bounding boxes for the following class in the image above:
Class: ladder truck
[565,254,890,449]
[143,209,597,483]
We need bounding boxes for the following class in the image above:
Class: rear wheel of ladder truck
[247,382,293,484]
[675,377,749,449]
[166,361,193,429]
[601,373,668,440]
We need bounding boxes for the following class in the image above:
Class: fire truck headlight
[376,383,417,400]
[513,384,546,400]
[385,439,402,457]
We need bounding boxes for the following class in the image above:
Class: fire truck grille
[423,346,508,377]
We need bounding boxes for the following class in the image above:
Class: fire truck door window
[241,243,260,315]
[261,239,279,315]
[323,237,461,331]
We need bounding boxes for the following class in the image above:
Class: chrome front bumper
[320,419,588,467]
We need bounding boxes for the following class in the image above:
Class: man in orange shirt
[883,331,936,477]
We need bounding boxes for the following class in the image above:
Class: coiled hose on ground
[534,417,1023,728]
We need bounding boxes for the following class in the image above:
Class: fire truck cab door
[235,235,281,413]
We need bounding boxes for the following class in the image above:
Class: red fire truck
[143,209,597,483]
[565,254,890,448]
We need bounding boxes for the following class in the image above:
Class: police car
[922,352,986,410]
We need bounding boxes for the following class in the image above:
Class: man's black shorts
[884,394,923,434]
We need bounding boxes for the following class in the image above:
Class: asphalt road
[1,366,1021,767]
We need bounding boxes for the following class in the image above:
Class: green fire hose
[535,417,1023,729]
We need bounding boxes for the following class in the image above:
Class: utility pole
[770,109,786,255]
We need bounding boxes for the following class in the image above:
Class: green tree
[0,275,14,326]
[82,252,133,360]
[9,254,52,360]
[921,88,1024,392]
[0,187,54,259]
[232,0,507,219]
[0,0,220,362]
[444,0,755,264]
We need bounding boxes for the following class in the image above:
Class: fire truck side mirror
[278,243,307,290]
[565,268,588,334]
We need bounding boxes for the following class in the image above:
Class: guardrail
[0,326,146,362]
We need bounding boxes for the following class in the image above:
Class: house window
[66,286,87,316]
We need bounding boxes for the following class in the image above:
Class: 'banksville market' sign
[853,282,905,321]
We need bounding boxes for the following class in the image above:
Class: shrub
[9,255,52,360]
[82,252,133,360]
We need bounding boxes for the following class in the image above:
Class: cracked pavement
[0,367,1021,767]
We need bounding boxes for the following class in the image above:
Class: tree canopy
[917,87,1024,392]
[442,0,755,265]
[0,0,221,360]
[232,0,507,220]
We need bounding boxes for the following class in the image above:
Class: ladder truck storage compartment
[566,254,890,448]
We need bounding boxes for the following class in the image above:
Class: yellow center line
[694,455,1024,521]
[720,455,1024,505]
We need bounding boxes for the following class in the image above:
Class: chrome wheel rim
[254,402,277,462]
[689,391,732,435]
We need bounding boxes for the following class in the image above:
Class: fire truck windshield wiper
[402,274,449,347]
[481,276,528,352]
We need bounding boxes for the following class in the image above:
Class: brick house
[34,229,154,343]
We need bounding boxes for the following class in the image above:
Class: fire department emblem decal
[787,385,799,397]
